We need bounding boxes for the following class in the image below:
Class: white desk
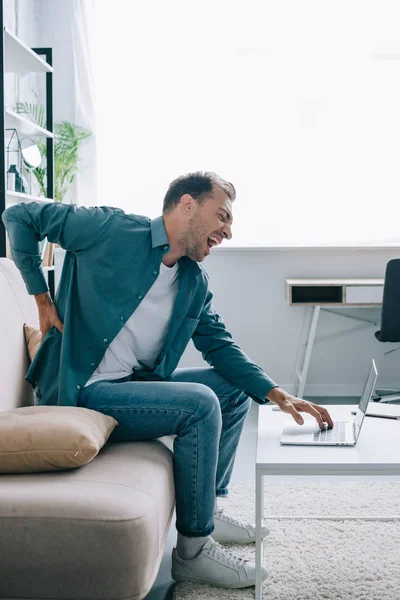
[286,279,384,398]
[255,405,400,600]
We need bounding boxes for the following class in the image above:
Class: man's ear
[180,193,194,217]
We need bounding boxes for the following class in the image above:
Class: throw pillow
[0,406,118,473]
[23,323,42,361]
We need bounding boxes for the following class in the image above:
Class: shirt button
[138,295,142,300]
[76,385,81,390]
[120,316,124,320]
[152,270,157,276]
[103,338,108,343]
[163,245,168,250]
[90,362,95,367]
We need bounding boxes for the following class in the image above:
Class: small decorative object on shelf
[6,128,26,192]
[20,137,42,195]
[6,166,15,191]
[7,164,23,192]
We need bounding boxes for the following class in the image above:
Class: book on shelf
[42,240,54,267]
[39,238,47,258]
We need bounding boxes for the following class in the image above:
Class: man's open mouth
[207,235,220,249]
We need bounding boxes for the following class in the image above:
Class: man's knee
[189,383,222,426]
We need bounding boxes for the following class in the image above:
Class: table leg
[255,469,264,600]
[297,305,320,399]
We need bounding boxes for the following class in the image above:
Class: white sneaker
[212,506,270,544]
[171,537,268,588]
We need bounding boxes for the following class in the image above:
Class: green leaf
[15,102,46,129]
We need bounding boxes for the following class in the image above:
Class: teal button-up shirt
[2,201,278,406]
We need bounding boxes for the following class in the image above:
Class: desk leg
[296,306,320,399]
[255,470,264,600]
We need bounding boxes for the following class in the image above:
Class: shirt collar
[150,215,170,249]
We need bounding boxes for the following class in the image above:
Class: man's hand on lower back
[266,386,334,430]
[34,292,64,338]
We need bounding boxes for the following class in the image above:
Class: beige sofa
[0,257,176,600]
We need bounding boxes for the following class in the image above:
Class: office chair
[374,258,400,403]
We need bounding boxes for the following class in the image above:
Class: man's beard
[180,215,208,262]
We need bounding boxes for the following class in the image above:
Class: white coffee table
[255,404,400,600]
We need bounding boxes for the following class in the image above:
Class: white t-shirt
[85,261,179,387]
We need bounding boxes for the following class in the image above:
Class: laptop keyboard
[313,421,348,442]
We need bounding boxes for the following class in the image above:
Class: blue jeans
[77,367,251,537]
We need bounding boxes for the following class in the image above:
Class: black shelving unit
[0,1,55,298]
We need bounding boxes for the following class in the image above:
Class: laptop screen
[354,359,378,440]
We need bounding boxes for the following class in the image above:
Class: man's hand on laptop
[266,387,334,430]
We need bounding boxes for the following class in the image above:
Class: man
[2,171,333,589]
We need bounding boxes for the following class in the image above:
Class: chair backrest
[375,258,400,342]
[0,258,39,410]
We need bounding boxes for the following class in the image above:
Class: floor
[144,396,398,599]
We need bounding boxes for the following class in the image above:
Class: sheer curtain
[87,0,400,246]
[36,0,98,207]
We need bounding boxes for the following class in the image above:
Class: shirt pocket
[171,316,200,354]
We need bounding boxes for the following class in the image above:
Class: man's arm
[192,279,334,428]
[2,201,114,296]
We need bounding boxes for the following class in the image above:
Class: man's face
[179,187,233,262]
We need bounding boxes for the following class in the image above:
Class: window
[91,0,400,246]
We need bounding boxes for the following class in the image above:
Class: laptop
[280,359,378,446]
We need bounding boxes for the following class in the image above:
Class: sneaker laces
[215,506,248,528]
[207,540,247,568]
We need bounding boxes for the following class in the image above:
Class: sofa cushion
[0,406,117,473]
[0,440,175,600]
[23,323,42,361]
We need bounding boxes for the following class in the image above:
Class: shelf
[1,21,54,266]
[5,109,53,138]
[286,278,384,307]
[4,28,53,73]
[6,191,53,205]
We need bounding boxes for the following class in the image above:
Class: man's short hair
[162,171,236,214]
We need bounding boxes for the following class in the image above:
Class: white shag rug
[172,480,400,600]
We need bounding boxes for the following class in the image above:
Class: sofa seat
[0,440,175,600]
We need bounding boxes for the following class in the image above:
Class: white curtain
[36,0,97,207]
[85,0,400,246]
[70,0,97,207]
